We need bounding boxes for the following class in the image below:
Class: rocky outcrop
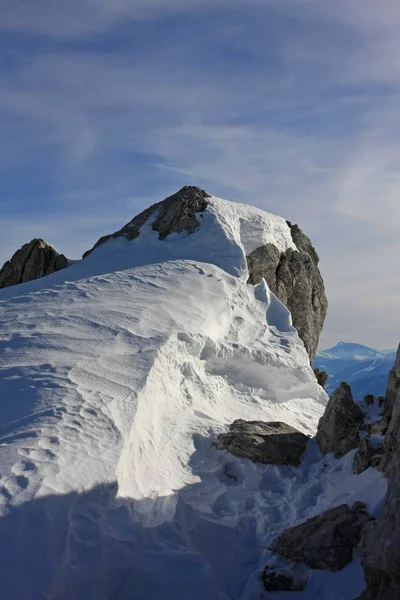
[271,502,372,571]
[353,436,382,475]
[316,382,364,458]
[357,449,400,599]
[0,239,68,289]
[314,367,328,389]
[216,419,309,466]
[382,344,400,426]
[247,222,328,362]
[356,346,400,599]
[83,186,210,258]
[262,565,308,592]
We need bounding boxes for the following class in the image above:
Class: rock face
[356,345,400,600]
[353,437,381,475]
[83,185,327,361]
[357,439,400,599]
[316,382,364,458]
[0,239,68,289]
[247,222,328,362]
[83,186,211,258]
[314,367,328,389]
[216,419,309,467]
[383,344,400,425]
[271,502,372,571]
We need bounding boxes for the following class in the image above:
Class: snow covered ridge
[0,185,336,599]
[81,185,327,360]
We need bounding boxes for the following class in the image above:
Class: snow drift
[0,191,385,599]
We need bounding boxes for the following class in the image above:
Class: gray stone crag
[353,436,382,475]
[0,239,68,289]
[382,344,400,426]
[271,502,372,571]
[314,367,328,389]
[216,419,309,467]
[316,382,364,458]
[357,450,400,599]
[83,186,210,258]
[247,222,328,362]
[356,347,400,599]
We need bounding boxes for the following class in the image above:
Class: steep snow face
[0,196,373,600]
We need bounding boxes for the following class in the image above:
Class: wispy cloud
[0,1,399,348]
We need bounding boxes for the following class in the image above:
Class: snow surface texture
[0,197,386,599]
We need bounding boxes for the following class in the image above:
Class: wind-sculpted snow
[0,197,385,599]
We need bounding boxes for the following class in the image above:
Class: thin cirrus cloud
[0,0,398,350]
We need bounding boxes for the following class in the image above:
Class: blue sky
[0,0,399,349]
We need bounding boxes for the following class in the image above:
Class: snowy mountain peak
[318,342,385,361]
[82,185,296,266]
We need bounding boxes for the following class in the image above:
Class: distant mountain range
[313,342,397,399]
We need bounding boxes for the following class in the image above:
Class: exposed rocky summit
[316,382,364,458]
[271,502,372,571]
[83,185,327,361]
[83,185,211,258]
[0,239,68,289]
[216,419,309,466]
[247,222,328,361]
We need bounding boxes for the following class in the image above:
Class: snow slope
[0,196,386,599]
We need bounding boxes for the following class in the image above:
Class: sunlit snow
[0,196,386,599]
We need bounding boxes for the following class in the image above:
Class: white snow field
[0,197,386,600]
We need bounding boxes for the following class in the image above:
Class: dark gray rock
[314,367,328,389]
[382,344,400,426]
[364,394,375,406]
[353,437,382,475]
[271,502,372,571]
[247,223,327,362]
[357,442,400,599]
[83,186,210,258]
[216,419,309,466]
[355,347,400,600]
[0,239,68,289]
[316,382,364,458]
[262,565,308,591]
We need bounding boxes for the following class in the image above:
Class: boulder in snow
[271,502,372,571]
[316,382,364,458]
[0,238,68,289]
[216,419,309,466]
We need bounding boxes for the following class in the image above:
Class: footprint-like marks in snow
[11,460,37,475]
[15,475,29,490]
